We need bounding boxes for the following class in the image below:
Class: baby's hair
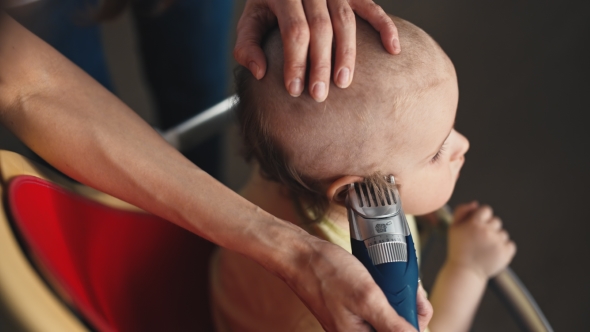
[237,64,397,221]
[236,65,330,221]
[363,172,399,204]
[235,16,450,222]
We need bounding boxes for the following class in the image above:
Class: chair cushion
[8,175,215,331]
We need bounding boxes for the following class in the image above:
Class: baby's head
[236,15,470,218]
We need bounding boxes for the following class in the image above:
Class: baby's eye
[430,143,447,164]
[430,151,442,163]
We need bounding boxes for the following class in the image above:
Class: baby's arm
[428,202,517,332]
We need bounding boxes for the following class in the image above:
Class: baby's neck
[240,171,349,230]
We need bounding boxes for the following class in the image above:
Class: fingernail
[392,38,401,54]
[312,82,327,102]
[289,78,303,97]
[336,68,351,88]
[248,62,260,79]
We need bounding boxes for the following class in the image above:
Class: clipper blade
[347,176,411,265]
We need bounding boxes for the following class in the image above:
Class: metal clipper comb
[346,175,411,265]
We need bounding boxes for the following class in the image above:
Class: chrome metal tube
[162,95,237,152]
[490,268,553,332]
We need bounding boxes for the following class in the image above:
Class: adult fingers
[277,0,310,97]
[349,0,400,54]
[234,0,277,80]
[328,0,356,89]
[359,285,417,332]
[416,283,433,332]
[303,0,333,102]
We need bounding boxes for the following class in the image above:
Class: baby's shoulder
[211,248,322,331]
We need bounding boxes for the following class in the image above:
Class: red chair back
[8,175,215,331]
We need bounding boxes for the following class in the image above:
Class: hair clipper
[345,176,419,329]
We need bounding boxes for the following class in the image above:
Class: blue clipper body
[346,178,419,329]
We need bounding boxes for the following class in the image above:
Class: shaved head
[236,15,455,218]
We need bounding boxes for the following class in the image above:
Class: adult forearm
[0,13,303,278]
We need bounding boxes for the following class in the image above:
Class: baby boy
[210,15,516,332]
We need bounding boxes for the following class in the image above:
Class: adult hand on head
[234,0,400,103]
[287,236,431,331]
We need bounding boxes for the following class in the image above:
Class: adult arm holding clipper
[0,5,424,332]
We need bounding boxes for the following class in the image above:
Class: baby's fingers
[499,229,511,242]
[495,239,517,276]
[471,205,493,224]
[498,231,517,260]
[453,201,479,223]
[488,217,503,231]
[507,240,517,259]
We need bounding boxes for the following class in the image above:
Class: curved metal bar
[161,95,237,152]
[433,207,553,332]
[490,268,554,332]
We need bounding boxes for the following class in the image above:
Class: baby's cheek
[401,170,454,215]
[400,174,452,215]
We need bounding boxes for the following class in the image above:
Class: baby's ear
[326,175,364,207]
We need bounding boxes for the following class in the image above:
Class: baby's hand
[446,202,517,280]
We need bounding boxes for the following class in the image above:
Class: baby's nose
[460,134,470,156]
[456,131,470,156]
[451,131,470,160]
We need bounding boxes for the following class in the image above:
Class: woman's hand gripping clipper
[345,175,419,329]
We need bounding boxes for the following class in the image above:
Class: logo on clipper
[375,221,392,233]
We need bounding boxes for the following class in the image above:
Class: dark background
[1,1,588,331]
[376,1,590,331]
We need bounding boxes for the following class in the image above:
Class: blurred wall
[375,1,589,331]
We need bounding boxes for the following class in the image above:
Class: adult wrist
[251,215,316,282]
